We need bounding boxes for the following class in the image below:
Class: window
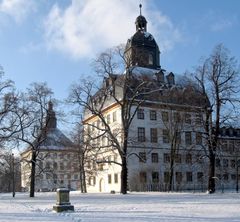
[197,172,203,182]
[139,152,146,163]
[231,174,236,180]
[185,113,191,124]
[162,111,169,122]
[164,153,170,163]
[149,54,153,65]
[114,174,118,183]
[46,162,51,169]
[186,172,193,182]
[163,129,169,143]
[60,162,64,170]
[138,127,145,142]
[164,172,170,183]
[106,114,111,124]
[152,172,159,183]
[173,112,181,123]
[175,154,181,163]
[175,172,182,183]
[176,132,181,144]
[151,153,158,163]
[231,160,236,168]
[223,159,229,167]
[150,110,157,120]
[223,174,228,181]
[108,174,112,184]
[196,132,202,145]
[108,156,111,165]
[195,114,202,125]
[113,111,117,122]
[150,128,158,143]
[137,109,144,119]
[139,172,147,183]
[216,158,221,167]
[53,162,57,170]
[185,132,192,145]
[74,174,78,180]
[186,153,192,164]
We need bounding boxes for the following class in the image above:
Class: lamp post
[236,159,240,193]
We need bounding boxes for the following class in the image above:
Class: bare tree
[195,44,240,193]
[13,82,53,197]
[68,45,160,194]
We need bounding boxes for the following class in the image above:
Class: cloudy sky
[0,0,239,100]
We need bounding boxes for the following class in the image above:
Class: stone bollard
[53,188,74,212]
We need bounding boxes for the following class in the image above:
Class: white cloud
[0,0,36,23]
[43,0,182,59]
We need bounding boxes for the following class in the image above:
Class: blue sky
[0,0,240,101]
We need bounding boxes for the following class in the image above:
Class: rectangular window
[216,158,221,167]
[175,154,181,163]
[195,114,202,125]
[231,174,236,180]
[113,111,117,122]
[150,128,158,143]
[186,172,193,182]
[223,174,228,181]
[151,153,158,163]
[108,174,112,184]
[106,114,111,124]
[223,159,229,167]
[231,160,236,168]
[139,152,146,163]
[186,154,192,164]
[185,113,191,124]
[162,111,169,122]
[164,153,170,163]
[114,174,118,183]
[197,172,203,182]
[196,132,202,145]
[139,172,147,183]
[150,110,157,120]
[175,172,182,183]
[163,129,169,143]
[152,172,159,183]
[137,109,144,119]
[164,172,170,183]
[185,132,192,145]
[138,127,145,142]
[173,112,181,123]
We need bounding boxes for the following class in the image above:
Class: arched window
[149,54,153,65]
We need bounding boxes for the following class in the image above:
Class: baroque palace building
[83,9,240,193]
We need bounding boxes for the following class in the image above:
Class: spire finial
[139,4,142,15]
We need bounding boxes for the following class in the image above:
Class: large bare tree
[13,82,53,197]
[68,46,157,194]
[195,44,240,193]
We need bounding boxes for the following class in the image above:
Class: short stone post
[53,188,74,212]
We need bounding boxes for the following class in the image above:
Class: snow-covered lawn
[0,191,239,222]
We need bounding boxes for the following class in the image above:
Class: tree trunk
[121,155,128,194]
[168,158,174,192]
[30,151,36,197]
[208,151,215,193]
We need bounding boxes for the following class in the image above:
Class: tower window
[149,54,153,65]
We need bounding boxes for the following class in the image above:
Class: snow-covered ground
[0,191,240,222]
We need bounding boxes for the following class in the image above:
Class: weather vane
[139,4,142,15]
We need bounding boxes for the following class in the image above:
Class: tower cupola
[124,4,160,70]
